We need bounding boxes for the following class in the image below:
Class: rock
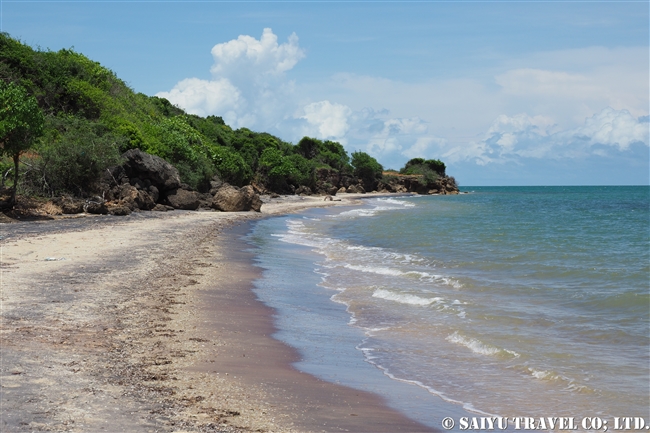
[346,184,365,194]
[337,187,347,194]
[57,197,84,214]
[115,184,155,211]
[147,185,159,203]
[295,185,312,196]
[211,184,262,212]
[315,168,340,187]
[130,177,147,190]
[108,205,131,216]
[85,202,108,215]
[152,204,174,212]
[165,188,200,210]
[121,149,182,192]
[136,190,156,210]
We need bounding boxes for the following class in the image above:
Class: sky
[2,1,648,185]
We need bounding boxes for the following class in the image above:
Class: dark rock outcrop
[295,185,312,196]
[108,205,131,216]
[164,188,201,210]
[85,201,108,215]
[346,184,365,194]
[378,174,459,195]
[121,149,181,193]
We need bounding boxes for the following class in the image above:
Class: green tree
[351,151,383,190]
[0,81,44,205]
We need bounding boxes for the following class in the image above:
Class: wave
[372,288,445,306]
[446,332,520,358]
[332,197,416,219]
[508,366,595,394]
[343,264,463,288]
[356,345,499,417]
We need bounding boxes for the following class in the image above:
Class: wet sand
[1,195,434,432]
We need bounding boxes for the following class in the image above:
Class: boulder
[337,186,347,194]
[121,149,181,192]
[165,188,201,210]
[211,184,262,212]
[108,205,131,216]
[346,184,365,194]
[85,202,108,215]
[55,197,85,214]
[152,204,174,212]
[295,185,312,196]
[115,184,155,211]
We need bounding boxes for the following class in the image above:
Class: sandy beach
[1,194,434,432]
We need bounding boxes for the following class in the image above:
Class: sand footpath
[1,195,433,432]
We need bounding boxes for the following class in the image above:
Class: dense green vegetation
[1,33,451,203]
[400,157,446,183]
[0,80,45,204]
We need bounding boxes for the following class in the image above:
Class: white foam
[336,208,378,218]
[446,332,501,356]
[355,345,500,417]
[345,264,404,276]
[445,332,520,359]
[374,197,416,207]
[372,288,443,306]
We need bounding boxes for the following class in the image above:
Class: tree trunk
[10,152,19,207]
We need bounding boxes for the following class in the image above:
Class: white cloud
[401,136,448,159]
[443,107,649,165]
[156,28,304,130]
[300,100,352,139]
[155,77,241,118]
[156,34,648,182]
[210,28,304,78]
[572,107,648,150]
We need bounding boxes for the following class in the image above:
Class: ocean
[246,186,650,428]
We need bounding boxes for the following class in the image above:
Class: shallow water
[248,186,650,425]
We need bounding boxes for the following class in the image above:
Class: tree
[0,81,45,205]
[351,151,383,191]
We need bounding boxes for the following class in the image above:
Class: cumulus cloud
[300,100,352,139]
[444,107,649,165]
[571,107,649,150]
[156,28,304,130]
[156,77,240,118]
[210,28,304,80]
[156,35,647,182]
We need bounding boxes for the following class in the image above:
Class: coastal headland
[1,195,436,432]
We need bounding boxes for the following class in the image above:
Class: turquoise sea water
[248,186,649,424]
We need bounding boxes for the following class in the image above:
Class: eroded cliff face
[377,174,460,195]
[292,168,459,196]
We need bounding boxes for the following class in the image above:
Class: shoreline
[1,194,435,432]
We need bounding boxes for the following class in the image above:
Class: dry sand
[1,194,434,432]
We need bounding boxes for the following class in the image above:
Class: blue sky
[3,1,648,185]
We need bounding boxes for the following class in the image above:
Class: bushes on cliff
[1,33,456,200]
[351,151,383,190]
[209,145,252,187]
[296,137,351,172]
[22,116,123,197]
[401,158,446,177]
[399,158,447,185]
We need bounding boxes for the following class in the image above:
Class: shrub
[27,116,123,196]
[351,151,383,189]
[208,145,252,187]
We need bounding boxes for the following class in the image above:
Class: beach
[0,194,434,432]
